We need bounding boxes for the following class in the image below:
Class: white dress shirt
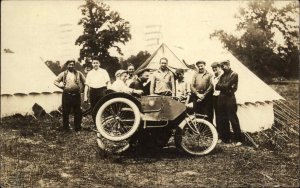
[85,68,110,88]
[109,80,133,93]
[212,74,221,96]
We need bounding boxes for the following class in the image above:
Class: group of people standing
[54,57,243,146]
[190,60,243,146]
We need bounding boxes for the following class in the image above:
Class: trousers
[62,92,82,130]
[90,87,107,111]
[217,94,243,142]
[193,93,213,124]
[212,95,221,135]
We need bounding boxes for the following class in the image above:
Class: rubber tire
[175,118,218,156]
[95,97,141,141]
[96,133,130,154]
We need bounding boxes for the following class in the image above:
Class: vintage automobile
[92,92,218,156]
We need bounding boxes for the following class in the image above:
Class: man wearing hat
[110,69,143,95]
[175,69,189,100]
[190,61,213,123]
[54,59,86,131]
[129,68,151,97]
[211,62,222,142]
[216,60,243,146]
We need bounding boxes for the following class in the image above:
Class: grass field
[0,83,299,187]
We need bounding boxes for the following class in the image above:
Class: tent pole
[274,102,298,120]
[259,129,283,150]
[274,104,298,120]
[46,113,53,118]
[274,109,290,121]
[276,100,299,117]
[56,110,62,115]
[243,132,259,148]
[271,124,290,141]
[274,117,299,136]
[30,114,37,120]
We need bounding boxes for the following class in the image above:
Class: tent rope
[245,100,298,151]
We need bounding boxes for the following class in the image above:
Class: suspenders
[63,70,80,87]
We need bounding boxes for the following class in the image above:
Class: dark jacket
[129,79,150,97]
[216,69,238,95]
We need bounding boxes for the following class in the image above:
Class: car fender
[92,92,141,122]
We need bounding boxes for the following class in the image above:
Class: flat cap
[219,60,230,66]
[175,68,184,75]
[135,68,150,76]
[211,62,220,67]
[195,61,206,65]
[65,59,76,65]
[115,69,127,77]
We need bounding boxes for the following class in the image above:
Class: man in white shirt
[84,59,110,110]
[211,62,222,142]
[110,69,143,95]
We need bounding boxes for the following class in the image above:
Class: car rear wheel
[175,117,218,156]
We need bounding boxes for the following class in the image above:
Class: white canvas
[1,52,62,117]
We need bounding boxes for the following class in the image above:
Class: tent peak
[136,43,189,72]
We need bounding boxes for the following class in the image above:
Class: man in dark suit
[129,68,151,97]
[216,60,243,146]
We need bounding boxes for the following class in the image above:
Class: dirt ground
[0,83,299,187]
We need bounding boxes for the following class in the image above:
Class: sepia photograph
[1,0,299,187]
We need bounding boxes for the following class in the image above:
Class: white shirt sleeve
[110,80,133,93]
[122,84,133,93]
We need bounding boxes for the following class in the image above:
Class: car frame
[92,92,218,156]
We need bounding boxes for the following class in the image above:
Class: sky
[1,0,296,64]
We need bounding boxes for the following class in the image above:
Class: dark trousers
[193,94,213,124]
[90,87,107,110]
[217,94,243,142]
[212,95,221,135]
[62,92,82,130]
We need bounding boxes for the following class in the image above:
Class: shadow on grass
[95,144,223,165]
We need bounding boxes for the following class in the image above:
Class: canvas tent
[136,43,190,72]
[137,42,285,133]
[1,52,62,118]
[135,43,195,89]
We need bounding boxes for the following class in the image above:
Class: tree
[210,0,299,81]
[120,51,151,70]
[75,0,131,77]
